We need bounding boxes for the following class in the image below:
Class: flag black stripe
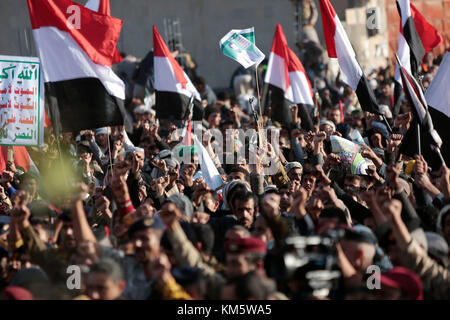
[155,91,204,121]
[46,78,124,133]
[355,76,381,115]
[264,84,314,130]
[403,16,426,76]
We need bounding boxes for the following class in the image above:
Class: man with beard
[231,191,257,231]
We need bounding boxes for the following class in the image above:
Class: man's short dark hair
[204,190,219,202]
[320,206,347,224]
[193,76,206,86]
[381,80,392,87]
[232,191,257,209]
[229,166,250,182]
[301,168,315,182]
[345,174,362,182]
[192,223,215,256]
[226,271,270,300]
[220,119,235,128]
[88,258,124,283]
[217,91,230,101]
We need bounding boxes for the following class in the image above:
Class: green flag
[219,27,265,69]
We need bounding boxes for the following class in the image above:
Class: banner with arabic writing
[0,55,44,146]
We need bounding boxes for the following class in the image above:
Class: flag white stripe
[395,32,411,83]
[193,135,223,190]
[154,56,201,100]
[33,27,125,99]
[397,0,412,26]
[333,15,363,90]
[425,52,450,118]
[264,52,294,101]
[289,71,314,105]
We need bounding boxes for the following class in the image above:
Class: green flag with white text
[220,27,265,69]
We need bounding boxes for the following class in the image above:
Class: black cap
[171,266,203,287]
[0,216,11,235]
[342,225,377,245]
[128,216,165,238]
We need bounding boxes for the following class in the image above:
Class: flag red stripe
[318,0,338,58]
[270,24,291,91]
[153,26,188,90]
[410,4,443,53]
[27,0,122,67]
[94,0,122,64]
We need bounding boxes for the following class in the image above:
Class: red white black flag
[393,1,443,115]
[153,26,203,121]
[397,55,444,168]
[26,0,127,132]
[318,0,381,115]
[264,24,314,129]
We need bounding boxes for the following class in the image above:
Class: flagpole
[416,122,421,157]
[106,128,114,177]
[254,65,264,125]
[382,115,393,134]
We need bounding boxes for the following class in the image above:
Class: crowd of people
[0,41,449,301]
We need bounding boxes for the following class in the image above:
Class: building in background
[0,0,446,89]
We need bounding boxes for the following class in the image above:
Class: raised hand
[159,202,181,229]
[94,195,111,213]
[151,175,170,197]
[10,190,32,230]
[386,162,403,194]
[387,134,403,153]
[291,187,308,218]
[260,193,281,219]
[151,158,168,173]
[111,160,132,204]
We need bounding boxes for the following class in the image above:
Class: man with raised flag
[153,26,203,122]
[393,0,442,116]
[318,0,381,117]
[26,0,128,133]
[263,24,315,130]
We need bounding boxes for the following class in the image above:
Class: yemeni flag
[425,49,450,167]
[264,24,314,130]
[318,0,381,115]
[26,0,127,133]
[396,55,444,169]
[84,0,123,64]
[393,1,442,116]
[153,26,203,121]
